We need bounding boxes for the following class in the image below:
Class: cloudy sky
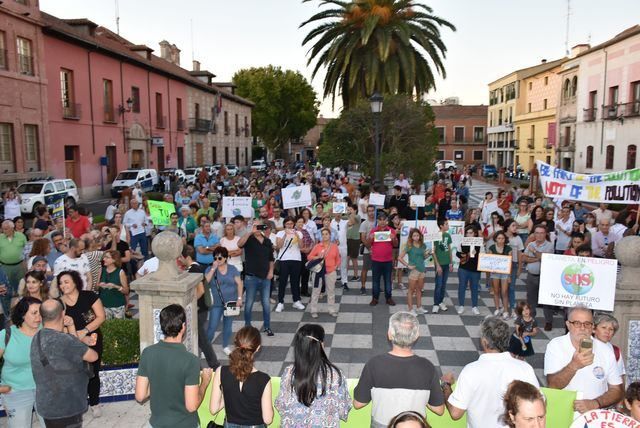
[40,0,640,117]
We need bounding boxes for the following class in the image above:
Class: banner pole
[374,206,378,227]
[415,207,418,228]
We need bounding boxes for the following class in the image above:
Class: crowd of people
[0,160,639,427]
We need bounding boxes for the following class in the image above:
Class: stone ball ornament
[149,231,183,280]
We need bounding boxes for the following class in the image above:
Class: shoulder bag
[212,271,240,317]
[274,237,293,275]
[305,243,331,274]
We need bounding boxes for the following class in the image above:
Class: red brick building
[431,104,488,167]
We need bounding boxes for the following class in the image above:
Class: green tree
[300,0,455,109]
[233,66,319,154]
[318,94,437,184]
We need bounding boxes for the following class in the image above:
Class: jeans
[300,253,310,295]
[277,260,302,304]
[434,264,450,305]
[509,262,518,310]
[371,261,392,299]
[130,233,148,259]
[207,306,233,347]
[198,310,220,368]
[244,275,271,330]
[457,268,480,308]
[44,413,83,428]
[2,389,45,428]
[338,246,348,283]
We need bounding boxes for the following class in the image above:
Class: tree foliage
[233,66,319,153]
[300,0,455,108]
[318,94,438,184]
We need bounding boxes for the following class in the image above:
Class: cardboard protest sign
[461,237,484,247]
[570,409,639,428]
[222,197,253,219]
[48,195,65,220]
[332,202,347,214]
[333,193,348,201]
[410,195,426,207]
[369,193,386,207]
[282,185,312,209]
[147,200,176,226]
[398,220,464,268]
[481,200,499,224]
[374,231,391,242]
[539,253,617,311]
[477,253,512,274]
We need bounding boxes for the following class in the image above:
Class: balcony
[176,119,185,131]
[156,116,167,129]
[621,101,640,118]
[224,125,230,136]
[189,118,211,133]
[18,54,34,76]
[62,103,81,120]
[603,105,619,120]
[544,138,552,149]
[583,107,597,122]
[103,106,117,123]
[527,139,535,150]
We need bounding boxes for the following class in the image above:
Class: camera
[256,224,268,231]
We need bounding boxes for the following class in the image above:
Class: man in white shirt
[104,200,118,223]
[331,213,349,291]
[441,317,539,428]
[124,199,148,259]
[53,238,92,291]
[591,203,613,225]
[554,205,573,254]
[393,173,411,195]
[545,306,623,414]
[132,182,143,204]
[269,207,284,232]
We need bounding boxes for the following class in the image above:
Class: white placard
[398,220,464,268]
[222,196,253,219]
[374,231,391,242]
[539,253,617,311]
[477,253,513,274]
[481,200,499,224]
[332,202,347,214]
[461,237,485,247]
[570,409,637,428]
[369,193,386,207]
[410,195,426,207]
[333,193,348,201]
[423,232,443,242]
[282,185,312,209]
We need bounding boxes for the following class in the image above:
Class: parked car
[250,159,267,172]
[17,178,79,215]
[111,169,158,197]
[183,167,202,185]
[160,168,185,183]
[226,164,239,177]
[435,160,457,171]
[482,164,498,178]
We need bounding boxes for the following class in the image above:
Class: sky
[40,0,640,118]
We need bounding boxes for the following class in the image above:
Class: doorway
[157,146,165,171]
[195,143,204,166]
[106,146,117,182]
[177,147,184,169]
[64,146,79,184]
[131,150,144,169]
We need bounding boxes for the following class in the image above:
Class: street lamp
[369,92,383,184]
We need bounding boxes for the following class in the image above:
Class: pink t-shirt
[369,226,396,262]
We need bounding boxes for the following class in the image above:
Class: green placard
[147,200,175,226]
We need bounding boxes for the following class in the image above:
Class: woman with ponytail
[209,326,273,427]
[275,324,352,427]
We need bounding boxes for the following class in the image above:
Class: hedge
[101,318,140,366]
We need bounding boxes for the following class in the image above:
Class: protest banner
[570,409,638,428]
[481,200,499,224]
[410,195,425,207]
[477,253,512,274]
[48,195,65,220]
[373,231,391,242]
[332,202,347,214]
[461,237,484,247]
[399,220,464,268]
[282,185,312,209]
[222,196,253,219]
[369,193,386,207]
[538,253,617,311]
[536,160,640,204]
[147,200,176,226]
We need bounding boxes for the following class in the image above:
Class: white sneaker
[502,311,510,320]
[90,405,102,418]
[223,346,232,356]
[409,309,418,316]
[432,305,440,314]
[439,303,448,312]
[415,307,427,315]
[457,306,464,315]
[493,308,502,316]
[275,303,284,312]
[292,300,305,310]
[471,307,480,315]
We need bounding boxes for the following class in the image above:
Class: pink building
[0,0,50,189]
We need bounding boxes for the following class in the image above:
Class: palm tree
[300,0,455,109]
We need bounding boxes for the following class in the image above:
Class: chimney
[192,60,201,71]
[570,44,591,58]
[170,44,181,66]
[159,40,171,61]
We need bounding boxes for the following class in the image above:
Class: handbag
[305,243,331,274]
[213,272,240,317]
[274,237,294,274]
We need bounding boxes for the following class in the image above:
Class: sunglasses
[214,256,225,261]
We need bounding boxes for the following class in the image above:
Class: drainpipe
[119,60,126,157]
[599,49,608,155]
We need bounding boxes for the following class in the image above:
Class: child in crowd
[625,382,640,421]
[398,228,429,315]
[508,301,538,359]
[445,198,464,221]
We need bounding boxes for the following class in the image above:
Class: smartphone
[256,224,268,231]
[580,338,593,353]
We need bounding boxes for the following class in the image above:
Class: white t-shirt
[123,208,147,236]
[544,334,622,400]
[276,230,302,261]
[507,235,524,263]
[221,236,243,272]
[359,219,374,254]
[3,198,20,219]
[269,217,284,231]
[53,254,91,290]
[448,352,539,428]
[331,218,349,247]
[136,257,159,276]
[555,216,573,251]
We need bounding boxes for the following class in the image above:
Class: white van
[111,169,158,197]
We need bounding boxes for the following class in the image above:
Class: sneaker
[311,312,318,319]
[275,303,284,313]
[415,307,427,315]
[342,283,349,291]
[502,311,510,320]
[457,306,465,315]
[409,309,418,316]
[360,287,367,295]
[511,311,518,320]
[223,346,232,356]
[90,405,102,418]
[262,327,274,337]
[439,303,448,312]
[292,300,305,310]
[471,307,480,315]
[269,297,277,305]
[330,311,338,317]
[336,276,342,282]
[432,305,440,314]
[493,308,502,316]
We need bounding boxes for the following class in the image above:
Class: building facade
[574,26,640,173]
[487,74,517,169]
[288,116,330,163]
[431,104,487,166]
[0,0,50,189]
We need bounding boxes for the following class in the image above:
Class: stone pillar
[611,236,640,384]
[130,231,201,355]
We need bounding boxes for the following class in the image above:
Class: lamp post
[369,92,383,185]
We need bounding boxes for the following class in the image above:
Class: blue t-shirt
[194,233,220,265]
[206,264,240,307]
[0,325,38,390]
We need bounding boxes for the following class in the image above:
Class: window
[436,150,444,160]
[235,114,239,136]
[527,103,531,113]
[628,145,637,170]
[0,31,6,70]
[224,147,229,164]
[60,69,77,118]
[454,127,464,143]
[609,86,619,105]
[210,108,217,133]
[586,146,594,168]
[194,103,200,120]
[473,150,484,161]
[571,77,577,96]
[454,150,464,160]
[244,116,249,137]
[17,37,33,75]
[103,79,114,122]
[563,79,570,100]
[632,81,640,115]
[131,87,140,113]
[155,93,164,128]
[176,98,183,129]
[544,76,549,86]
[0,123,14,168]
[473,127,484,143]
[498,110,503,125]
[24,124,39,164]
[605,145,614,169]
[224,111,229,135]
[528,82,532,91]
[543,99,548,110]
[235,147,240,164]
[435,127,445,144]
